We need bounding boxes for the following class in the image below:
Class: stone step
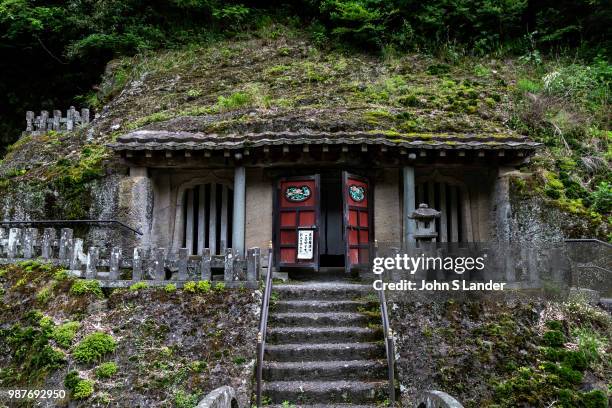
[265,342,385,362]
[263,359,387,381]
[273,300,377,313]
[262,380,388,404]
[269,312,375,327]
[267,327,381,344]
[266,405,376,408]
[274,283,373,301]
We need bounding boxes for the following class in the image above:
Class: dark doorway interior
[319,173,344,268]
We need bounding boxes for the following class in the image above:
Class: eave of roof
[109,129,542,152]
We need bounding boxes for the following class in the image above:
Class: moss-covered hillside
[0,25,609,236]
[390,294,611,407]
[0,262,259,407]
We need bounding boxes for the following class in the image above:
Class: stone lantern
[408,203,440,241]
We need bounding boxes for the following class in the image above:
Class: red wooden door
[276,175,320,271]
[343,172,372,273]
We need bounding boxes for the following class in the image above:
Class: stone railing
[24,107,90,134]
[415,390,464,408]
[196,386,238,408]
[0,227,260,288]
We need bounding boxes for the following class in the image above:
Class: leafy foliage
[95,361,118,379]
[70,279,103,298]
[0,0,610,151]
[72,332,117,364]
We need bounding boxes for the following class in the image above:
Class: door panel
[276,175,320,270]
[343,172,372,273]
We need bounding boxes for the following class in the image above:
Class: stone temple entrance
[274,170,372,274]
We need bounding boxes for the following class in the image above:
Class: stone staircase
[261,278,391,406]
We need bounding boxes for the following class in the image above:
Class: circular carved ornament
[285,185,311,202]
[349,185,366,202]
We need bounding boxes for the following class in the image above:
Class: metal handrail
[565,238,612,248]
[374,241,395,406]
[0,219,142,235]
[256,241,274,407]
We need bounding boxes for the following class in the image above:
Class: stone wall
[374,168,402,242]
[245,168,273,252]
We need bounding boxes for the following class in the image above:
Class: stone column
[403,167,416,244]
[232,166,246,256]
[492,167,514,243]
[118,166,153,249]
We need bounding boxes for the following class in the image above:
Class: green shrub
[53,269,69,281]
[51,321,80,348]
[64,370,81,391]
[70,280,103,298]
[562,350,588,371]
[588,182,612,214]
[215,282,226,292]
[73,332,117,364]
[72,379,94,399]
[184,281,196,293]
[65,371,94,399]
[174,389,199,408]
[197,280,211,293]
[545,320,564,331]
[95,361,118,379]
[517,78,541,93]
[581,390,608,408]
[543,330,565,347]
[217,92,251,110]
[129,281,148,291]
[573,328,606,362]
[164,283,177,293]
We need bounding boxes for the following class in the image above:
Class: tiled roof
[109,129,541,151]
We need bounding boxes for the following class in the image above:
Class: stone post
[118,166,152,249]
[232,166,246,256]
[403,167,416,245]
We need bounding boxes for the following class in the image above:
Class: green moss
[128,111,174,130]
[72,379,94,399]
[1,322,66,384]
[217,92,252,110]
[70,279,103,298]
[197,280,211,293]
[543,330,565,347]
[183,281,196,293]
[51,321,80,348]
[164,283,177,293]
[129,281,148,291]
[215,282,226,292]
[174,389,199,408]
[95,361,118,379]
[36,286,52,304]
[73,332,117,364]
